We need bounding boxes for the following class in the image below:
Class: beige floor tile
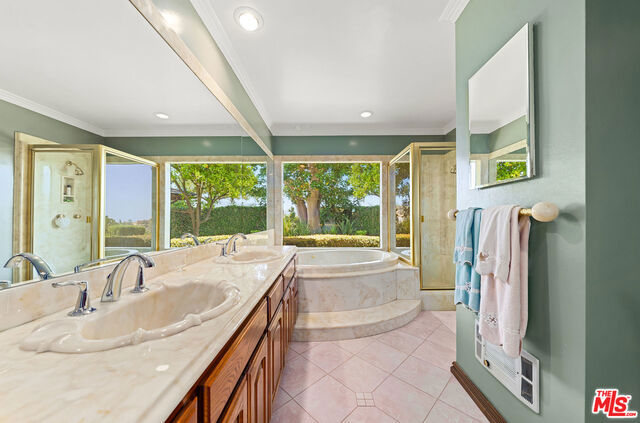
[430,311,456,334]
[280,356,327,397]
[377,329,424,354]
[392,356,451,398]
[397,312,442,339]
[272,387,292,412]
[373,376,436,423]
[295,375,357,423]
[330,356,389,392]
[343,406,398,423]
[271,400,318,423]
[411,340,456,371]
[439,379,489,422]
[301,342,353,372]
[332,336,376,354]
[427,325,456,351]
[357,340,408,372]
[424,400,480,423]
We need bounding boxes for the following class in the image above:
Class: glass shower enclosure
[22,144,158,280]
[389,142,456,290]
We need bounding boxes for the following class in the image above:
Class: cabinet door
[221,376,248,423]
[268,305,284,400]
[170,397,197,423]
[282,288,291,352]
[248,335,270,423]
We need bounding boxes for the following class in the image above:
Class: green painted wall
[149,0,273,154]
[585,1,640,420]
[272,135,445,156]
[456,1,586,423]
[104,136,265,157]
[0,99,102,280]
[489,115,527,151]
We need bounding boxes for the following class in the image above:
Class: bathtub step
[292,299,421,342]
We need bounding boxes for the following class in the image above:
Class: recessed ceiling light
[154,113,169,120]
[360,111,373,118]
[234,7,263,32]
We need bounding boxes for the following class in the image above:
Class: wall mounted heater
[475,320,539,413]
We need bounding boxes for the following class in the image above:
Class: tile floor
[272,310,488,423]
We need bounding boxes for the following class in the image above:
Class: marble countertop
[0,246,296,423]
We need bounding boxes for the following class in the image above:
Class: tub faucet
[101,253,155,302]
[4,253,55,280]
[180,233,200,246]
[0,280,11,290]
[221,233,247,256]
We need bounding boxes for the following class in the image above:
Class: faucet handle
[130,266,149,294]
[52,280,97,316]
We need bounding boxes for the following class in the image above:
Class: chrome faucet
[52,280,96,316]
[101,253,155,302]
[180,233,200,246]
[0,280,11,290]
[4,253,55,280]
[220,233,247,256]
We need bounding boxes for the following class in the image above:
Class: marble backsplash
[0,230,274,332]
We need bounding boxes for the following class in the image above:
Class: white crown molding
[439,0,470,23]
[190,0,273,128]
[270,123,448,137]
[0,88,105,136]
[442,118,457,134]
[102,124,247,138]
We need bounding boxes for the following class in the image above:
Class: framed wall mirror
[0,0,259,288]
[468,23,534,189]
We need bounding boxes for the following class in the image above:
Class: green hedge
[170,205,266,238]
[351,206,380,236]
[106,235,151,247]
[396,234,410,247]
[107,225,146,236]
[284,235,380,248]
[170,235,231,248]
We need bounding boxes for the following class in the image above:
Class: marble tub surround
[421,290,456,311]
[295,250,421,341]
[0,246,296,422]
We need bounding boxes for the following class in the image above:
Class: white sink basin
[20,280,240,353]
[215,247,283,264]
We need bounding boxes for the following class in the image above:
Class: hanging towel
[477,206,531,358]
[453,208,482,312]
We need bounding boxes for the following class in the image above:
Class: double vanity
[0,244,298,423]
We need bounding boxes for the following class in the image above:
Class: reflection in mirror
[468,24,534,189]
[167,136,269,249]
[389,150,411,261]
[105,153,157,258]
[0,0,251,288]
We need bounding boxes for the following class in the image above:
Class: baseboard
[450,361,507,423]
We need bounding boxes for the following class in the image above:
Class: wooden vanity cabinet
[220,377,248,423]
[166,257,296,423]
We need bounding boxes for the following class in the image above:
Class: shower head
[65,160,85,176]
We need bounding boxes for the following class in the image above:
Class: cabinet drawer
[266,275,284,320]
[201,299,268,423]
[282,260,295,288]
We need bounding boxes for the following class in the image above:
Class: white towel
[477,206,530,358]
[475,205,514,282]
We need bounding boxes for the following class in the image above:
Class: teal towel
[454,208,482,312]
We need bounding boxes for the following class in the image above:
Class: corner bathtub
[296,249,400,313]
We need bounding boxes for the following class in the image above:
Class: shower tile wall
[420,150,456,289]
[32,151,93,275]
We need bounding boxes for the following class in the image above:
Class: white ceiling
[195,0,457,136]
[0,0,240,137]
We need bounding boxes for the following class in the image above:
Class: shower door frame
[388,142,456,290]
[13,138,159,283]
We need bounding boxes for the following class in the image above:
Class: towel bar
[447,202,559,222]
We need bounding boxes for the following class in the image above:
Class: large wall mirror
[468,24,534,189]
[0,1,263,288]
